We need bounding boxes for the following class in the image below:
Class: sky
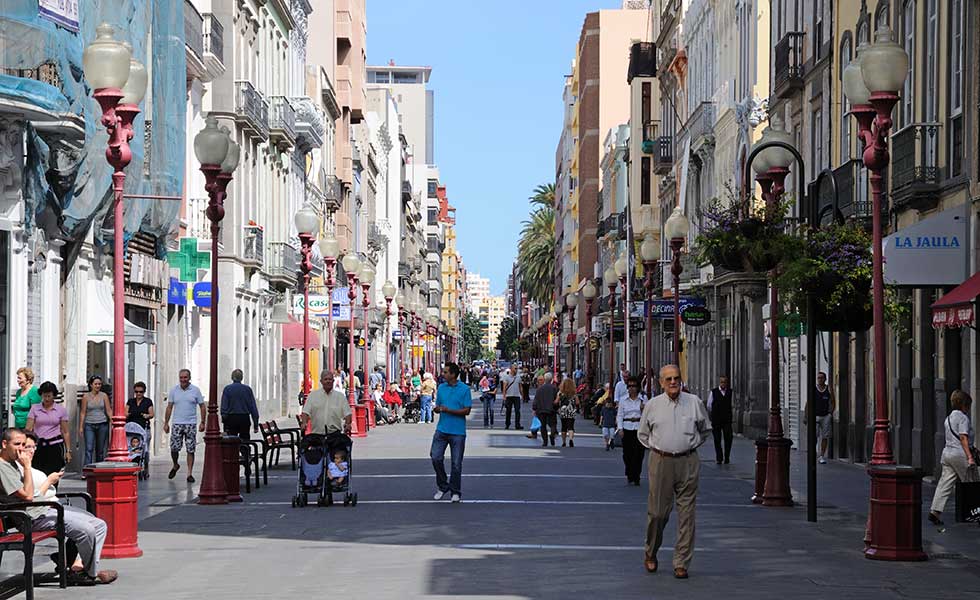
[366,0,627,295]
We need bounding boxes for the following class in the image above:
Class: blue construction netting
[0,0,185,257]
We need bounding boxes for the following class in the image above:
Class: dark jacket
[532,383,558,414]
[220,382,260,428]
[709,387,733,425]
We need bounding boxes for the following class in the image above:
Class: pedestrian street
[5,391,977,600]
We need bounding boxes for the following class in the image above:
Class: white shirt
[945,410,974,456]
[638,391,712,454]
[614,376,629,405]
[616,394,646,431]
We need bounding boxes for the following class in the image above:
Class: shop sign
[884,204,967,286]
[648,297,706,319]
[39,0,79,32]
[192,282,216,307]
[293,295,351,320]
[167,278,187,306]
[681,306,711,326]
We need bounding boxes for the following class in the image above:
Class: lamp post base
[197,430,229,505]
[751,438,769,504]
[353,404,368,437]
[865,464,927,561]
[84,462,142,559]
[222,435,243,503]
[761,437,794,507]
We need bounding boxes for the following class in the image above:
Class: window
[875,2,890,31]
[925,0,938,121]
[840,36,852,163]
[427,179,438,197]
[393,72,419,84]
[901,1,915,126]
[950,0,963,115]
[427,208,438,225]
[370,71,390,84]
[811,108,823,173]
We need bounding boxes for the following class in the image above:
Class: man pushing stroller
[300,370,352,436]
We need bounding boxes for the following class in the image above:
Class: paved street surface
[3,390,980,599]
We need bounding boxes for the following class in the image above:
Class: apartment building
[466,272,491,314]
[479,296,506,353]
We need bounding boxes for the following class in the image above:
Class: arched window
[901,0,915,126]
[875,2,891,32]
[839,34,853,163]
[857,18,869,45]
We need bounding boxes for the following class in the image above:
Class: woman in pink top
[25,381,72,474]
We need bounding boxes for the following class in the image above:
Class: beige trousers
[644,452,700,569]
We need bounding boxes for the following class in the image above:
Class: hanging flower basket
[693,191,798,274]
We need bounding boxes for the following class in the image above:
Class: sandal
[168,465,179,479]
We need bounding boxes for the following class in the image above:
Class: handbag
[959,481,980,523]
[947,417,980,465]
[530,416,541,432]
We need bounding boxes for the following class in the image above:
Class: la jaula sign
[893,235,960,248]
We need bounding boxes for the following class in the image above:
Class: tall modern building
[478,296,506,353]
[466,273,491,314]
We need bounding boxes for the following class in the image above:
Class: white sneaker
[451,493,461,503]
[818,457,827,464]
[434,489,450,500]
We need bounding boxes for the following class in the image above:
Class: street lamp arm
[743,140,806,218]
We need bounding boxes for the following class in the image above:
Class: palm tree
[529,183,555,208]
[517,203,555,307]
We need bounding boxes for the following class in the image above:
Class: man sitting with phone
[0,428,117,586]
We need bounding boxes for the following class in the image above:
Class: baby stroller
[125,422,150,480]
[402,399,421,424]
[291,431,358,507]
[322,431,357,506]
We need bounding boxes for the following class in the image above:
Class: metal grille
[25,259,42,371]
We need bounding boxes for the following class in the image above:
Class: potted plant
[775,222,883,332]
[693,191,797,273]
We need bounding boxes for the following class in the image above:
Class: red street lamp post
[615,255,629,377]
[603,266,619,392]
[383,281,396,380]
[359,264,375,429]
[640,232,661,397]
[664,207,689,369]
[81,24,149,556]
[295,207,320,399]
[582,281,597,399]
[843,28,923,561]
[194,118,241,507]
[341,254,363,437]
[319,232,340,370]
[565,292,577,378]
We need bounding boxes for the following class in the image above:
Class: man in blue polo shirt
[431,362,472,503]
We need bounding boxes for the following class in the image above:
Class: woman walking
[928,390,977,526]
[12,367,41,428]
[558,377,578,447]
[79,375,113,465]
[616,376,647,485]
[419,372,437,424]
[25,381,72,474]
[479,372,495,428]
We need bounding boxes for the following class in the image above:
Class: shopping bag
[960,480,980,523]
[530,416,541,432]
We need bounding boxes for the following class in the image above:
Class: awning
[87,279,157,345]
[931,272,980,329]
[282,319,321,350]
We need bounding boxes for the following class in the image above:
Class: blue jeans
[430,430,466,496]
[420,395,433,423]
[84,421,109,465]
[482,396,495,427]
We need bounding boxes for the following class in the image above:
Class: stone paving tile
[2,394,978,599]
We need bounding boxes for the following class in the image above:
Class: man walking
[708,375,734,464]
[811,371,835,464]
[163,369,205,483]
[532,373,559,447]
[431,362,471,503]
[614,363,629,405]
[637,364,711,579]
[301,370,352,434]
[499,365,523,430]
[220,369,260,441]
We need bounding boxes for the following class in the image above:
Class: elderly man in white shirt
[637,364,711,580]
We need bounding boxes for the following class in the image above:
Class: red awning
[931,272,980,329]
[282,320,321,350]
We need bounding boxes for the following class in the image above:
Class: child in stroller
[125,422,150,480]
[292,431,357,507]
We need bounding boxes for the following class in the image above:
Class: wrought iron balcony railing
[774,32,805,99]
[184,0,204,61]
[652,136,673,174]
[234,81,269,140]
[242,225,264,265]
[265,241,299,286]
[203,13,224,64]
[269,96,297,148]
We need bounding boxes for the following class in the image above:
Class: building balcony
[269,96,297,150]
[184,0,206,81]
[890,123,941,212]
[368,221,388,252]
[202,13,225,77]
[185,197,211,241]
[677,102,715,153]
[335,64,352,108]
[322,175,342,213]
[659,40,678,77]
[398,261,412,281]
[627,41,657,84]
[401,180,413,202]
[658,0,680,46]
[773,32,805,100]
[291,95,325,151]
[652,136,672,174]
[264,241,299,287]
[597,212,625,241]
[234,81,269,141]
[242,225,264,266]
